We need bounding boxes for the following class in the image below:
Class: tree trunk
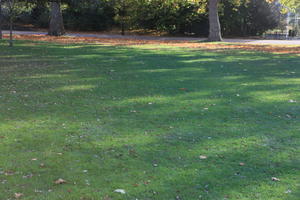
[9,15,13,47]
[208,0,222,41]
[0,0,2,40]
[120,0,126,35]
[121,16,125,35]
[7,0,14,47]
[48,1,65,36]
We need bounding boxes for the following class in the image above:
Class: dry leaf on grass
[15,193,23,199]
[39,163,45,168]
[114,189,126,194]
[54,178,67,184]
[179,88,187,91]
[4,170,14,176]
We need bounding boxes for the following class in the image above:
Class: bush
[63,1,115,31]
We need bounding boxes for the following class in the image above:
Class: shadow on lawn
[0,41,299,199]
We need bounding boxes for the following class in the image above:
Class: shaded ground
[0,40,299,200]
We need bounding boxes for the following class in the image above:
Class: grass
[0,40,300,200]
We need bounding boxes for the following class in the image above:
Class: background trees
[0,0,295,39]
[221,0,281,36]
[0,0,3,39]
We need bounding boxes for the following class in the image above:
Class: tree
[48,0,65,36]
[0,0,3,40]
[113,0,136,35]
[221,0,281,36]
[208,0,222,41]
[118,0,126,35]
[7,0,16,47]
[1,0,27,46]
[207,0,290,41]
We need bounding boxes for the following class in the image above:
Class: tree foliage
[0,0,284,37]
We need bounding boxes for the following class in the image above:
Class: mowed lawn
[0,40,300,200]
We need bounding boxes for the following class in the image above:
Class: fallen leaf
[22,174,33,179]
[4,170,14,176]
[15,193,23,199]
[54,178,67,184]
[286,114,292,118]
[114,189,126,194]
[39,163,45,168]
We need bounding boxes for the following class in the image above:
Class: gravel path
[3,30,300,45]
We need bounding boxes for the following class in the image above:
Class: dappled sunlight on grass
[250,91,295,102]
[22,74,70,79]
[54,85,97,92]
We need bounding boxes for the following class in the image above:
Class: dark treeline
[0,0,281,37]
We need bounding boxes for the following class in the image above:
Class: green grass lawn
[0,40,299,200]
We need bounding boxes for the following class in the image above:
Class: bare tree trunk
[208,0,222,41]
[7,0,15,47]
[0,0,3,40]
[9,16,13,46]
[120,0,126,35]
[48,1,65,36]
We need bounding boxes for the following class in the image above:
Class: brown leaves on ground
[3,34,300,55]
